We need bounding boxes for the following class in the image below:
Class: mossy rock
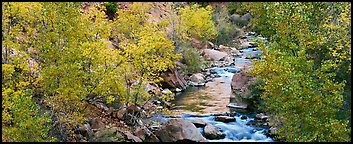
[90,128,125,142]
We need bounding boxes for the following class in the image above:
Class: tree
[247,2,351,142]
[2,2,55,141]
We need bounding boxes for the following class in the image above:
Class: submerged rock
[215,116,236,123]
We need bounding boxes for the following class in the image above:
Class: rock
[89,118,105,130]
[219,45,228,50]
[255,113,269,121]
[266,127,278,137]
[142,101,154,111]
[78,123,94,139]
[241,115,247,120]
[124,131,143,142]
[153,100,162,105]
[163,101,172,109]
[231,67,254,99]
[241,42,253,49]
[223,56,233,64]
[134,127,160,142]
[175,88,182,92]
[190,73,205,84]
[207,41,215,49]
[241,13,252,25]
[227,103,247,109]
[154,118,207,142]
[161,68,188,90]
[116,107,127,120]
[204,124,225,139]
[231,48,241,56]
[144,83,154,93]
[215,116,236,123]
[91,128,124,142]
[190,82,206,87]
[245,53,260,59]
[190,119,207,127]
[230,14,242,25]
[134,126,148,141]
[212,113,228,116]
[247,31,256,36]
[96,102,109,111]
[201,49,227,61]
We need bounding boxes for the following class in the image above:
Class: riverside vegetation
[2,2,351,142]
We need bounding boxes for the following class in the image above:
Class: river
[149,34,273,142]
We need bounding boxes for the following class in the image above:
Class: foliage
[111,2,181,107]
[175,4,217,42]
[179,42,207,74]
[168,3,215,73]
[102,2,117,20]
[2,2,56,142]
[212,5,242,47]
[247,2,351,142]
[227,2,248,15]
[2,2,181,140]
[188,2,209,8]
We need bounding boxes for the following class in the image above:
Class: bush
[179,42,207,74]
[227,2,248,15]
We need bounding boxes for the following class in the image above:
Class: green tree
[247,2,351,142]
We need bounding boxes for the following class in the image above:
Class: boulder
[241,115,248,120]
[215,116,236,123]
[161,68,188,90]
[116,107,127,120]
[78,123,94,139]
[124,131,143,142]
[230,14,242,25]
[231,67,254,99]
[89,118,105,130]
[190,119,207,127]
[204,124,225,139]
[255,113,269,121]
[241,13,252,25]
[241,41,255,49]
[190,73,205,84]
[91,128,124,142]
[135,126,160,142]
[201,49,227,61]
[154,118,207,142]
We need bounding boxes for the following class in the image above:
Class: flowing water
[150,34,273,142]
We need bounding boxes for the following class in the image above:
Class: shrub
[179,42,206,74]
